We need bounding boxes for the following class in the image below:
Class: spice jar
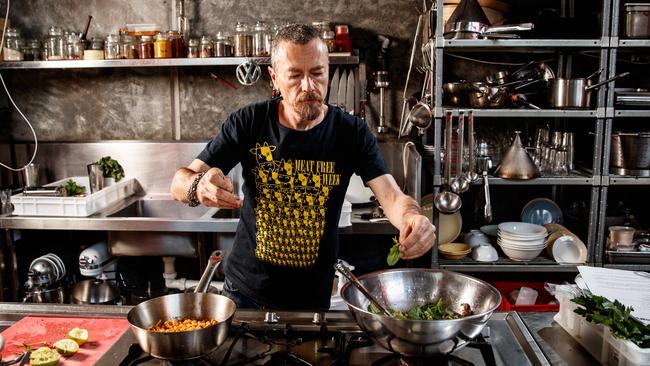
[187,38,199,58]
[65,33,83,60]
[138,36,154,59]
[47,26,65,61]
[253,21,271,57]
[120,34,137,59]
[233,22,252,57]
[154,32,172,58]
[334,24,352,53]
[104,34,120,60]
[200,35,214,58]
[168,30,186,58]
[22,39,42,61]
[213,32,227,57]
[222,32,233,57]
[3,28,24,61]
[84,37,104,60]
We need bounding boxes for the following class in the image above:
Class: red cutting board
[1,315,130,365]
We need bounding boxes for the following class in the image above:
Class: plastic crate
[493,281,560,312]
[12,176,136,217]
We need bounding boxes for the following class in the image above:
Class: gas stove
[100,310,549,366]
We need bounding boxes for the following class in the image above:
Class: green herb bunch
[95,156,125,182]
[572,292,650,348]
[64,179,86,196]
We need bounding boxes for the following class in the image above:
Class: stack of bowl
[497,222,547,261]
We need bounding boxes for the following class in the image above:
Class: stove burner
[370,335,496,366]
[263,351,312,366]
[118,343,214,366]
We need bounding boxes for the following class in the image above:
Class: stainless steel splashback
[10,141,420,200]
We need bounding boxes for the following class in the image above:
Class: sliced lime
[67,327,89,345]
[54,338,79,356]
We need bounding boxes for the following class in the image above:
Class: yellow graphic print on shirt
[250,142,341,268]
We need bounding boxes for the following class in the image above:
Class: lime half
[67,327,89,345]
[54,338,79,356]
[30,346,61,366]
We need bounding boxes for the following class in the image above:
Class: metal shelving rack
[596,0,650,267]
[429,0,614,272]
[0,55,360,69]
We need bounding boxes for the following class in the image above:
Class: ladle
[434,111,462,214]
[465,110,479,183]
[451,111,470,194]
[334,261,392,318]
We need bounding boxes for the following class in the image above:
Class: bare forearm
[381,192,421,229]
[170,168,200,203]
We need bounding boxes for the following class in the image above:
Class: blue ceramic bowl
[520,198,563,226]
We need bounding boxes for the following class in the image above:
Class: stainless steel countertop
[521,312,600,366]
[0,194,397,234]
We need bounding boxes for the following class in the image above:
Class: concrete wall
[0,0,422,142]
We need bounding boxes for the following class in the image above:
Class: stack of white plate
[497,222,548,261]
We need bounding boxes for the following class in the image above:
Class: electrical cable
[0,0,39,172]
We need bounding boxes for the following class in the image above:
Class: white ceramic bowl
[498,231,547,242]
[498,240,546,251]
[472,243,499,262]
[498,222,547,236]
[465,230,491,248]
[498,236,546,247]
[480,224,499,237]
[552,235,587,264]
[499,244,545,261]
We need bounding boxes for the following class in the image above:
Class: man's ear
[268,65,277,86]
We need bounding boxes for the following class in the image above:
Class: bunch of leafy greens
[368,299,460,320]
[64,179,86,196]
[572,292,650,348]
[387,237,400,266]
[95,156,125,182]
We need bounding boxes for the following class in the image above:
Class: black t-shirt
[197,98,389,309]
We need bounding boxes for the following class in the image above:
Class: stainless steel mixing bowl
[340,268,501,356]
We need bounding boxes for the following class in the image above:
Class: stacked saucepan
[443,63,629,109]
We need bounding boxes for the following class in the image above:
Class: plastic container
[554,291,650,366]
[493,281,559,312]
[12,176,136,217]
[338,199,352,227]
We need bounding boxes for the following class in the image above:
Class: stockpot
[127,251,236,361]
[548,72,630,109]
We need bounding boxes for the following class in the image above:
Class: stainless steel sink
[107,198,240,220]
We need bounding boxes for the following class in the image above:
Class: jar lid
[121,34,135,42]
[188,38,199,46]
[106,34,120,42]
[140,35,153,42]
[235,22,249,31]
[335,24,349,35]
[6,28,19,36]
[254,21,268,31]
[200,35,213,44]
[48,26,63,36]
[154,32,169,41]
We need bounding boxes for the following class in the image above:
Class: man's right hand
[196,167,243,208]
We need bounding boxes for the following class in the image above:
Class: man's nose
[301,76,315,92]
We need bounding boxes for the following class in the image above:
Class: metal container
[610,132,625,169]
[620,132,650,169]
[468,82,509,108]
[71,279,121,305]
[548,72,629,109]
[340,268,501,356]
[625,3,650,38]
[127,251,236,361]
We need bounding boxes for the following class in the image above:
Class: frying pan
[444,21,534,39]
[127,251,236,361]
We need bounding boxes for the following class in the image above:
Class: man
[171,24,435,310]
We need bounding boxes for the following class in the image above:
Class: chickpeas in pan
[148,318,219,332]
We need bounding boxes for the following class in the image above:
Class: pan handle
[585,72,630,91]
[195,250,224,294]
[483,22,534,34]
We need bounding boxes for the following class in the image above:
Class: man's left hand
[398,214,436,260]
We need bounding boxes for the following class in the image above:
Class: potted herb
[94,156,125,186]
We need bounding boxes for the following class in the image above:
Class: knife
[337,69,347,111]
[328,67,339,106]
[346,69,355,115]
[358,63,367,121]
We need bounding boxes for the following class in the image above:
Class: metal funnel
[495,132,540,180]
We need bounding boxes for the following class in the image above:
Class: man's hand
[398,213,436,260]
[196,167,242,208]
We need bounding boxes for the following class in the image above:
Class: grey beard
[295,102,322,122]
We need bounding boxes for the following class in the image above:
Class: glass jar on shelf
[153,32,172,58]
[22,39,42,61]
[46,26,64,61]
[168,30,186,58]
[104,34,120,60]
[186,38,199,58]
[3,28,24,61]
[233,22,252,57]
[120,34,137,59]
[187,38,199,58]
[84,37,104,60]
[200,35,214,58]
[138,35,154,59]
[252,21,270,57]
[222,32,233,57]
[65,33,84,60]
[334,24,352,53]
